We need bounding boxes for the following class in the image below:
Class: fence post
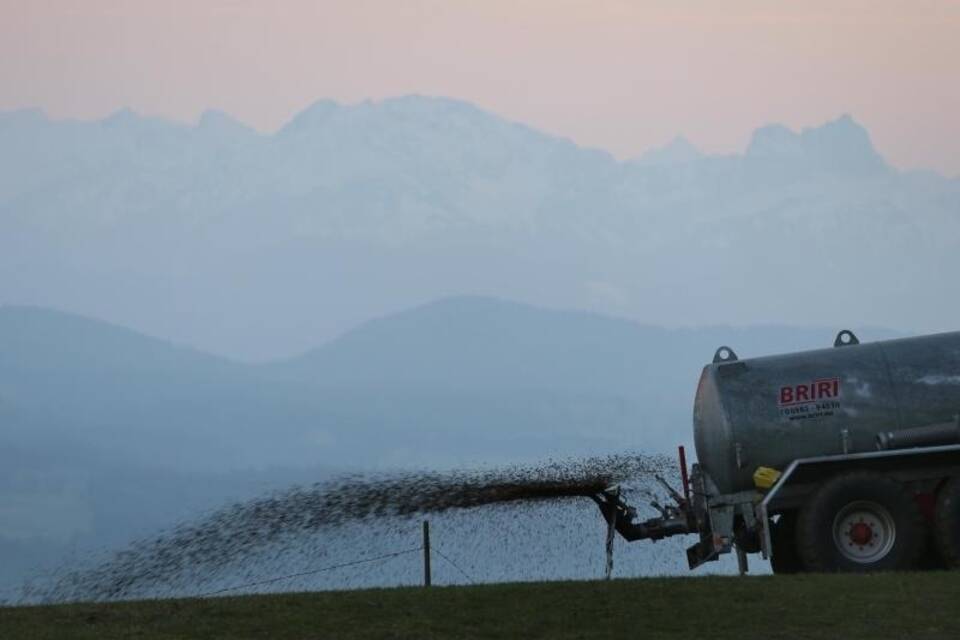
[422,520,432,587]
[605,487,617,580]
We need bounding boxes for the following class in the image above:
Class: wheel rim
[831,500,897,563]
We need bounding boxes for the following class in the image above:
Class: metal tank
[693,330,960,495]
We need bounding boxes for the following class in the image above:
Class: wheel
[734,521,762,555]
[796,472,925,572]
[770,511,803,574]
[935,477,960,568]
[917,536,947,570]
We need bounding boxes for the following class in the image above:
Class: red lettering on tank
[780,387,794,405]
[778,377,841,407]
[817,380,833,399]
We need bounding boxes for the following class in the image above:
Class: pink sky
[3,1,959,174]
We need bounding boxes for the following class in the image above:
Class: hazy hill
[1,298,900,473]
[0,298,900,593]
[1,97,954,359]
[275,296,899,455]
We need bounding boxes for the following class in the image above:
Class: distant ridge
[746,114,887,177]
[0,296,900,467]
[0,98,895,167]
[0,95,954,359]
[633,136,703,166]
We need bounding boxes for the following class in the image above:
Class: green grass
[3,573,959,639]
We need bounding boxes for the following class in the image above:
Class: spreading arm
[591,493,649,541]
[592,484,693,542]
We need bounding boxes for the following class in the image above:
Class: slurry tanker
[594,330,960,573]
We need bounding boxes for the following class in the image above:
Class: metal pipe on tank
[876,418,960,450]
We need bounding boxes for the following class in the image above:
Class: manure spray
[38,452,670,603]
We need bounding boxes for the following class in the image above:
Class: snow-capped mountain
[1,96,957,359]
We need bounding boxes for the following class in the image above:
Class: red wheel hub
[849,521,873,545]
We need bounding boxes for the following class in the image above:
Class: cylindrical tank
[693,331,960,495]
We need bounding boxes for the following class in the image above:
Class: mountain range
[1,94,955,591]
[2,97,955,360]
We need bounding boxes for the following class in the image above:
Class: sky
[2,0,959,175]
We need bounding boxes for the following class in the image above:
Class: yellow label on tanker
[753,466,782,490]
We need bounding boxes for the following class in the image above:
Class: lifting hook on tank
[833,329,859,347]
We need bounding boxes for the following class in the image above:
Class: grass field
[3,573,959,639]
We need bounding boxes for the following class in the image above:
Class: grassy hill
[4,573,959,639]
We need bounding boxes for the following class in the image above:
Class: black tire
[796,471,925,572]
[735,521,762,555]
[917,532,948,571]
[770,511,803,574]
[934,477,960,568]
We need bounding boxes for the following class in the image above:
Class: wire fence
[431,546,475,585]
[198,547,425,597]
[0,539,478,608]
[194,523,477,598]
